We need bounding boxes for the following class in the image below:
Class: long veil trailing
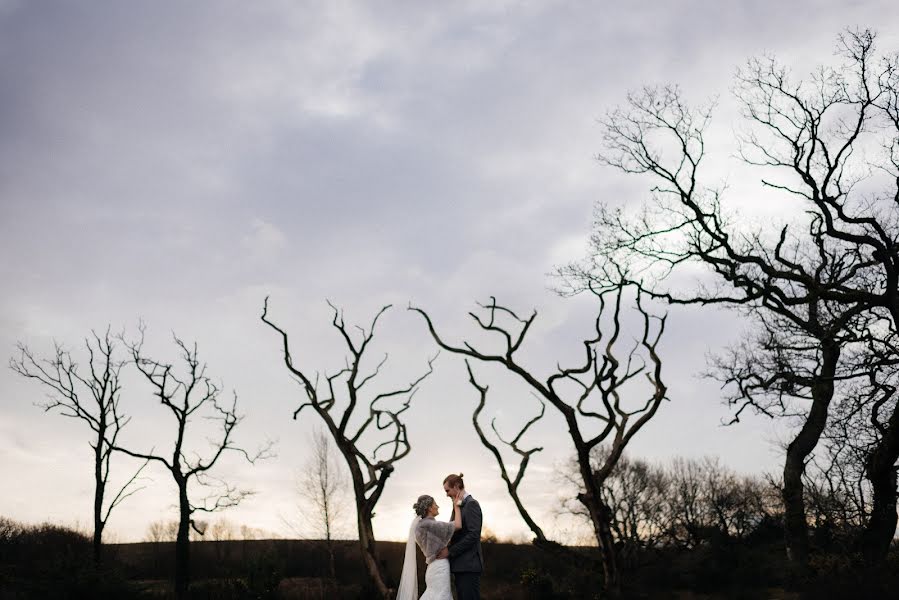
[396,516,421,600]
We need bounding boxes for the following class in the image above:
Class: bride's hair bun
[413,495,434,518]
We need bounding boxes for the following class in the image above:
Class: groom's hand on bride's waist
[436,547,449,560]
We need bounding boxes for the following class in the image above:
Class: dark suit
[448,494,483,600]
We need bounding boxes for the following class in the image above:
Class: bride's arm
[452,493,463,530]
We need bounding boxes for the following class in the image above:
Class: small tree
[10,328,147,564]
[209,518,238,542]
[298,427,348,579]
[412,282,667,596]
[114,326,272,599]
[145,520,179,543]
[262,299,434,599]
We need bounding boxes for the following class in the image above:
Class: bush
[245,550,283,599]
[520,567,555,599]
[0,517,142,599]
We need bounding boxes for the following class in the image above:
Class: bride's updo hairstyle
[413,495,434,518]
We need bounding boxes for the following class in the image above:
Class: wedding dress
[396,516,455,600]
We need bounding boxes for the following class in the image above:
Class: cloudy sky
[2,0,898,543]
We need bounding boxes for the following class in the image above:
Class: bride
[396,490,464,599]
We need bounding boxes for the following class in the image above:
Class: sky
[2,0,898,544]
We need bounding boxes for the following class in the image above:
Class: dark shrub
[0,517,142,599]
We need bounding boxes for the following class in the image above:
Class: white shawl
[415,516,456,564]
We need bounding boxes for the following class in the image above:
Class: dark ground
[3,523,898,599]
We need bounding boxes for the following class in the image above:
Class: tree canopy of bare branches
[565,28,899,569]
[411,281,667,595]
[261,299,435,599]
[10,328,147,563]
[114,325,272,598]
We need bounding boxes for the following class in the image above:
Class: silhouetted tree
[556,449,669,561]
[114,325,272,599]
[565,29,899,569]
[262,299,435,599]
[411,281,667,596]
[707,302,868,567]
[10,328,147,564]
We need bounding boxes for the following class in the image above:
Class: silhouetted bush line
[3,515,898,599]
[0,517,141,599]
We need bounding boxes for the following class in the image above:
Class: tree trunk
[92,525,103,566]
[93,453,105,564]
[782,341,839,572]
[861,423,899,565]
[327,538,337,580]
[579,492,620,596]
[357,507,390,599]
[595,501,620,596]
[175,481,191,599]
[93,428,106,565]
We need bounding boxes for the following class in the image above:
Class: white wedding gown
[396,516,454,600]
[420,557,452,599]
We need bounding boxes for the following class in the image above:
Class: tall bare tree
[707,301,869,566]
[411,282,667,596]
[836,327,899,560]
[564,29,899,569]
[261,299,435,599]
[10,328,147,564]
[114,326,271,599]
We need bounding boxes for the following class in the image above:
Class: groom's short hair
[443,473,464,489]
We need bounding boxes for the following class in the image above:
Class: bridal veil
[396,516,421,600]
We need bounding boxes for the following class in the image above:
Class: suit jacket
[448,494,484,573]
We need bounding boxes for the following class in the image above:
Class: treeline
[143,519,273,543]
[563,452,875,556]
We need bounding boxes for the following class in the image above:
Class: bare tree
[261,299,435,599]
[145,519,180,543]
[556,449,670,562]
[298,427,349,579]
[208,518,238,542]
[10,328,148,564]
[562,29,899,569]
[663,457,772,547]
[411,282,667,596]
[113,326,272,599]
[706,302,869,567]
[827,328,899,559]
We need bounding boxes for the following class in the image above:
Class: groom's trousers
[454,572,481,600]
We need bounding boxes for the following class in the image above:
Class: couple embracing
[396,473,483,600]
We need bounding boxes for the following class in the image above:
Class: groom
[436,473,483,600]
